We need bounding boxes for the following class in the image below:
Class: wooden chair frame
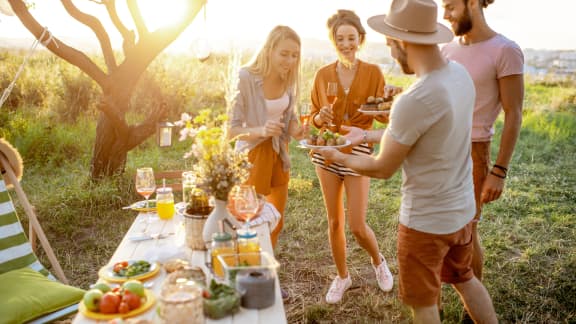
[0,153,68,284]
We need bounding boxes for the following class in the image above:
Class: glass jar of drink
[156,187,175,220]
[237,229,260,266]
[181,171,196,205]
[210,232,235,278]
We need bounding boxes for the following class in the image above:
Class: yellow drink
[157,200,175,220]
[238,242,260,266]
[211,247,236,278]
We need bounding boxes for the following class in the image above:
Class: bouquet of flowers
[175,109,250,201]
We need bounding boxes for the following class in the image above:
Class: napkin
[250,202,280,232]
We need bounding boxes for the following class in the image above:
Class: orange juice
[238,243,260,266]
[157,200,175,220]
[156,187,175,220]
[211,246,236,278]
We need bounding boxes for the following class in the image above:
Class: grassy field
[1,51,575,323]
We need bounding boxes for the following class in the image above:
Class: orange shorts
[246,138,289,196]
[471,141,491,220]
[397,223,474,307]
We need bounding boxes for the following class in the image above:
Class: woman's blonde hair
[247,25,301,98]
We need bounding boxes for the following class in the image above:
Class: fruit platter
[98,260,160,283]
[300,128,350,149]
[79,280,156,320]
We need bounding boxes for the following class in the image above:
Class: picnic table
[72,208,287,324]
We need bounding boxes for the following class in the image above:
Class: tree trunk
[91,114,128,178]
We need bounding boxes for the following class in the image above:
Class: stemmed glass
[299,103,311,126]
[326,82,338,127]
[135,167,156,229]
[227,185,259,230]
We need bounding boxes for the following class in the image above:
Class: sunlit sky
[0,0,573,52]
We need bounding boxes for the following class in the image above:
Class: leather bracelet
[490,170,506,179]
[493,164,508,174]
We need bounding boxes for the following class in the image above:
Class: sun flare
[137,0,191,31]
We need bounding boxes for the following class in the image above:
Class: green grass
[1,51,575,323]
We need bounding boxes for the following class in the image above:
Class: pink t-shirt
[442,34,524,142]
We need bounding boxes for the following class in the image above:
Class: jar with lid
[237,229,260,266]
[156,187,175,220]
[211,231,235,279]
[158,278,203,324]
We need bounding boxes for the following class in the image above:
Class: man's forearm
[495,109,522,168]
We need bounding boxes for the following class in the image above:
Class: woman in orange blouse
[309,9,394,304]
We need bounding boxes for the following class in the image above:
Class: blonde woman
[309,10,394,304]
[228,25,306,251]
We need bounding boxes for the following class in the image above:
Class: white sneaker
[325,275,352,304]
[372,254,393,292]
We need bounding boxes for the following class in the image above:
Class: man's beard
[454,5,473,36]
[395,44,414,75]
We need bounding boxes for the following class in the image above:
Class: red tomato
[202,290,211,299]
[118,301,130,314]
[122,291,142,310]
[99,292,121,314]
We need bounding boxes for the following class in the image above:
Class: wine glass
[228,185,259,230]
[135,167,156,228]
[299,103,311,126]
[326,82,338,127]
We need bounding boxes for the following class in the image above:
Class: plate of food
[98,260,160,283]
[299,128,350,149]
[358,96,393,115]
[125,200,157,212]
[79,282,156,320]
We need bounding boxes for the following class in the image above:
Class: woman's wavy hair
[326,9,366,47]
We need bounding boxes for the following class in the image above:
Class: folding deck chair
[0,141,84,324]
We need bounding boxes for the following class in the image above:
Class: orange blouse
[310,60,387,131]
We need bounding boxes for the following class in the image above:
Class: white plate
[358,108,391,116]
[298,139,351,149]
[98,260,160,282]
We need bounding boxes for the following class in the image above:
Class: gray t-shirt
[387,61,476,234]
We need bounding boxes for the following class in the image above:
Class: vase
[202,199,241,243]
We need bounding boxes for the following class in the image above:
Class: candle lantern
[157,121,174,148]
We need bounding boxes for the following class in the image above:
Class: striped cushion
[0,179,52,279]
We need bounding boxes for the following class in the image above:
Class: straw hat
[367,0,453,45]
[0,138,23,188]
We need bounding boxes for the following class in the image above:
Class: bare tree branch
[60,0,117,72]
[127,0,148,39]
[7,0,107,87]
[104,0,135,54]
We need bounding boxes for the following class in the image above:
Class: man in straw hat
[440,2,523,321]
[313,0,497,322]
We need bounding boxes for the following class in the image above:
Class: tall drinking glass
[326,82,338,127]
[135,167,156,228]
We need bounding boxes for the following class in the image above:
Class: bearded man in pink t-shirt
[441,0,524,321]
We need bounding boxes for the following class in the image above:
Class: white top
[265,93,289,122]
[387,61,476,234]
